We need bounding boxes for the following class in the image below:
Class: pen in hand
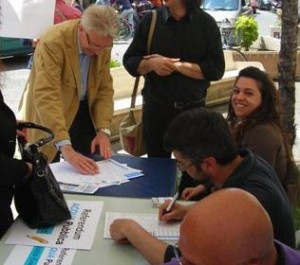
[165,192,179,213]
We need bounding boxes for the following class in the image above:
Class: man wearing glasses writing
[110,108,295,264]
[19,5,119,174]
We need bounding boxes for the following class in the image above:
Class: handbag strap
[130,10,157,109]
[17,122,54,147]
[147,10,157,56]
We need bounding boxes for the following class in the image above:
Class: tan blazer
[19,19,114,161]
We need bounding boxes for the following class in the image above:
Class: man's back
[224,149,296,248]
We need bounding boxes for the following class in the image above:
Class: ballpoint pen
[165,192,179,213]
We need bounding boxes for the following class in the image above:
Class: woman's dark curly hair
[226,66,292,156]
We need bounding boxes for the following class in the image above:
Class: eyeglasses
[85,31,111,50]
[83,30,112,52]
[176,160,194,172]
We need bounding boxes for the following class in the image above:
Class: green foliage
[234,15,259,51]
[110,59,121,68]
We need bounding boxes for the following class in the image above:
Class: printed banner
[4,246,76,265]
[0,0,55,38]
[5,201,103,250]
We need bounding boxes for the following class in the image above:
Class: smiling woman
[227,66,300,209]
[230,75,262,119]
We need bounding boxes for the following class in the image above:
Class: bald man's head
[178,188,277,265]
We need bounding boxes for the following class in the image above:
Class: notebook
[104,212,180,240]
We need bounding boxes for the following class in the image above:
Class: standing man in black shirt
[123,0,225,158]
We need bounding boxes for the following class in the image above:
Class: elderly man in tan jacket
[19,5,119,174]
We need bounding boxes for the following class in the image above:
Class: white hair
[81,5,119,38]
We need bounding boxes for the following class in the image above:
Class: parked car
[202,0,251,47]
[257,0,272,10]
[202,0,251,26]
[270,0,281,11]
[0,37,33,58]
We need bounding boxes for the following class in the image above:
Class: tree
[278,0,298,145]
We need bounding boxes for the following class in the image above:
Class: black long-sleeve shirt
[123,6,225,105]
[0,91,28,238]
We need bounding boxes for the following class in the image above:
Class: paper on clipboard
[104,212,180,240]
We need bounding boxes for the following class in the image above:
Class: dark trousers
[142,100,205,158]
[69,100,96,155]
[53,100,96,162]
[142,103,180,158]
[142,100,205,198]
[0,208,13,239]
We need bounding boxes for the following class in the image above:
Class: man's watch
[97,128,111,137]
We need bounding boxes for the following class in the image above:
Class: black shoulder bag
[15,122,71,229]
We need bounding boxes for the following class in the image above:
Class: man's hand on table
[110,219,139,243]
[91,132,112,159]
[60,145,99,175]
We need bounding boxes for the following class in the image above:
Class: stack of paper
[50,159,143,194]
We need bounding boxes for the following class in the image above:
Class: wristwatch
[97,128,111,137]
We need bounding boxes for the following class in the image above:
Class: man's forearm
[137,58,152,75]
[173,61,203,79]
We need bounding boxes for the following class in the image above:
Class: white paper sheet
[57,182,104,194]
[151,197,173,208]
[6,200,103,250]
[0,0,55,39]
[104,212,180,240]
[50,159,143,193]
[4,246,76,265]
